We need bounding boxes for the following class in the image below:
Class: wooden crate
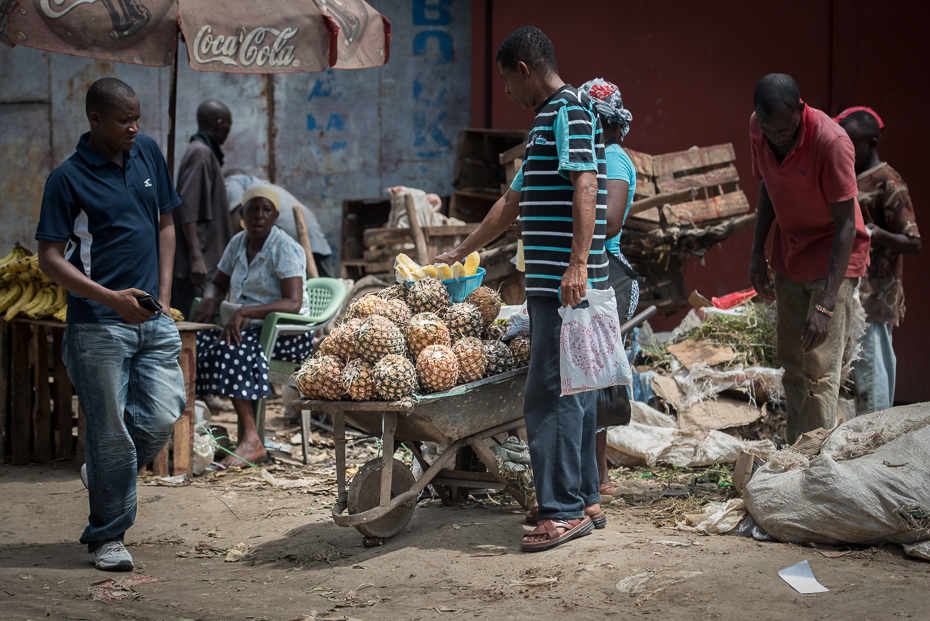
[1,320,76,466]
[624,144,749,231]
[449,190,501,224]
[340,197,392,279]
[452,128,527,193]
[499,142,524,194]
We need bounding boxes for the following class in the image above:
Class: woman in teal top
[581,78,638,500]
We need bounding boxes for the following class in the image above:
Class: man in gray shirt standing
[172,100,234,316]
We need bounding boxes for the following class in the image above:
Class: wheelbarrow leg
[405,442,453,506]
[470,437,530,511]
[334,411,347,507]
[380,412,398,508]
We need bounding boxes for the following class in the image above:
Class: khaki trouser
[774,274,858,444]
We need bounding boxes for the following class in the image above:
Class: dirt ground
[1,401,928,621]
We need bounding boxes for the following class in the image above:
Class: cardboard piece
[651,375,686,411]
[678,397,764,431]
[689,290,714,308]
[790,427,833,458]
[732,451,759,496]
[667,340,736,370]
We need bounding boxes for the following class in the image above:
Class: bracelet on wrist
[814,304,834,318]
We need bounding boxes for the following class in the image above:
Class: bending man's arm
[560,169,598,308]
[800,198,857,353]
[749,181,777,300]
[432,187,521,265]
[867,224,921,255]
[37,240,155,324]
[159,212,175,310]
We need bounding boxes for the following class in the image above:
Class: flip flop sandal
[521,516,594,553]
[526,505,607,529]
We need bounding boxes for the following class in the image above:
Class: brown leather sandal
[525,505,606,529]
[521,516,594,553]
[599,483,617,500]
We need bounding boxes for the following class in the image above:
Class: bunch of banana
[395,251,480,282]
[0,244,38,282]
[169,307,185,322]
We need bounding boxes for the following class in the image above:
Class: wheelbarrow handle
[621,305,657,335]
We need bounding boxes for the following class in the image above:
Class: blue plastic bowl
[403,268,486,303]
[442,267,485,303]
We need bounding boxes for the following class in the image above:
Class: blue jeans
[524,296,600,521]
[62,315,185,551]
[852,321,896,416]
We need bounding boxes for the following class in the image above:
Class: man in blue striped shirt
[434,26,607,552]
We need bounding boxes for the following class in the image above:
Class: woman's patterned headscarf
[580,78,633,141]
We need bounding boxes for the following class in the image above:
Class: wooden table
[151,321,216,477]
[0,318,215,474]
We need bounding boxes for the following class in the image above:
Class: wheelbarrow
[292,367,531,540]
[292,305,657,541]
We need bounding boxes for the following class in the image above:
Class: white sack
[744,403,930,546]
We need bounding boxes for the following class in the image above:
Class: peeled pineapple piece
[435,263,454,281]
[452,261,467,279]
[464,251,480,276]
[421,265,439,278]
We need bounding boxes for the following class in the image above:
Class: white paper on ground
[778,560,829,594]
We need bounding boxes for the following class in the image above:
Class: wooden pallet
[624,144,750,231]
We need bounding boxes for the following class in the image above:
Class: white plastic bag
[557,287,631,396]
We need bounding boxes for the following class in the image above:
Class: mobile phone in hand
[137,294,163,314]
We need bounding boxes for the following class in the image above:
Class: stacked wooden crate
[450,129,526,222]
[620,143,756,314]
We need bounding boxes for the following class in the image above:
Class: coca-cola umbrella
[1,0,391,170]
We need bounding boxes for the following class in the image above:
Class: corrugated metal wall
[0,0,471,263]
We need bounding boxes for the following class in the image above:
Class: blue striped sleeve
[556,105,597,176]
[510,165,523,192]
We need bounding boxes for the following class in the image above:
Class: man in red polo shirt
[747,73,870,443]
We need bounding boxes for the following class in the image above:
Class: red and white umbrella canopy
[1,0,390,71]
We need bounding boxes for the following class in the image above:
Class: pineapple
[342,359,376,401]
[443,302,483,340]
[452,337,487,383]
[416,344,459,393]
[310,355,345,400]
[483,322,506,341]
[294,357,321,399]
[465,286,502,328]
[373,354,418,401]
[383,298,413,336]
[406,312,451,358]
[407,277,449,314]
[354,315,407,363]
[346,294,391,321]
[330,318,361,361]
[379,283,409,302]
[316,334,339,358]
[483,340,514,376]
[508,336,531,367]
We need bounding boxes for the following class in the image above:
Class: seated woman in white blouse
[191,184,310,467]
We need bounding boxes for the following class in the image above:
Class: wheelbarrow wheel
[347,457,416,538]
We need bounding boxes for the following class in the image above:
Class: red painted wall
[471,1,929,403]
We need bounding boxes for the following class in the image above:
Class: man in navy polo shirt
[435,26,607,552]
[36,78,186,571]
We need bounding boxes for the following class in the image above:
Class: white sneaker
[80,464,88,490]
[89,541,134,571]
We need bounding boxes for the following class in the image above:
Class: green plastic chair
[192,277,349,445]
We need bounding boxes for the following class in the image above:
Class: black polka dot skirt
[195,327,313,401]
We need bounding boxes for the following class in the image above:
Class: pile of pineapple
[295,278,531,402]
